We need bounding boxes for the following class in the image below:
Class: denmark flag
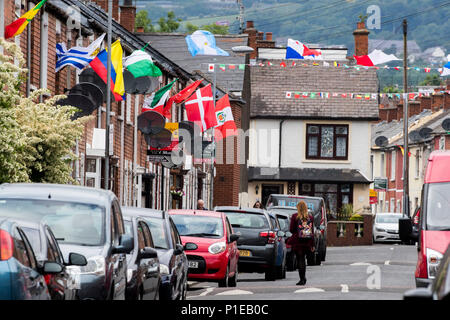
[214,94,237,141]
[185,84,217,132]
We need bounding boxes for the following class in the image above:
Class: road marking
[216,289,253,296]
[294,288,325,293]
[350,262,372,266]
[390,247,394,250]
[200,287,214,296]
[340,284,349,293]
[385,260,390,265]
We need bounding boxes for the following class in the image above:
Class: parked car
[214,206,286,281]
[268,206,296,271]
[169,209,240,287]
[265,194,328,265]
[0,218,67,300]
[123,215,160,300]
[372,212,402,243]
[267,212,288,279]
[404,244,450,300]
[18,219,87,300]
[122,207,188,300]
[399,151,450,288]
[0,183,133,300]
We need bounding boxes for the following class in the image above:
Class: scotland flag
[56,33,105,72]
[185,30,229,57]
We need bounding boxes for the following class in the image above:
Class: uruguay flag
[185,30,229,57]
[286,38,322,60]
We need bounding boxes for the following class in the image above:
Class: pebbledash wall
[0,0,209,210]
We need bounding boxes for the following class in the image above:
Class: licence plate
[239,250,251,257]
[188,261,199,268]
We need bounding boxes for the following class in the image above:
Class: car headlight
[160,264,170,275]
[427,248,443,279]
[67,255,106,276]
[208,242,226,255]
[375,227,385,232]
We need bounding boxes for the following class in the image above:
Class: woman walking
[288,201,315,285]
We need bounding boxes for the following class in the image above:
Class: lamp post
[105,0,112,190]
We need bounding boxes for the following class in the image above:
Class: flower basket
[170,189,185,200]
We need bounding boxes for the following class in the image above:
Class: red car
[168,209,239,287]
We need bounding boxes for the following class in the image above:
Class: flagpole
[105,0,112,190]
[402,19,410,218]
[26,1,32,97]
[210,60,216,210]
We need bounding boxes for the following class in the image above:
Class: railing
[327,214,374,247]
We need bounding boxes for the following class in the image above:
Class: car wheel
[228,264,238,287]
[218,265,229,287]
[264,266,276,281]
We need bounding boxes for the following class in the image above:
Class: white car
[373,212,402,242]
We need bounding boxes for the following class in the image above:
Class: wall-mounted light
[255,185,259,195]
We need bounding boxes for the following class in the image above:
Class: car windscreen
[144,217,170,250]
[376,215,401,224]
[269,208,297,218]
[171,215,224,238]
[0,199,105,246]
[223,211,270,229]
[426,182,450,230]
[267,196,321,216]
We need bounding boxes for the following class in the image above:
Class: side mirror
[285,231,292,238]
[113,234,134,254]
[138,247,158,260]
[68,252,87,266]
[399,218,415,242]
[276,230,285,237]
[403,288,433,300]
[174,243,184,255]
[229,234,239,243]
[43,261,63,274]
[183,242,198,251]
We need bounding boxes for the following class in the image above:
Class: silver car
[373,212,403,242]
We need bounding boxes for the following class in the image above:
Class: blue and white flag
[185,30,229,57]
[441,61,450,77]
[56,33,105,72]
[286,38,322,60]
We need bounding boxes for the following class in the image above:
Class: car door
[13,227,48,300]
[225,217,238,274]
[42,227,67,300]
[110,201,127,300]
[139,221,159,299]
[169,217,185,298]
[269,214,285,266]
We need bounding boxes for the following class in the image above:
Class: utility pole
[105,0,112,190]
[402,19,410,217]
[237,0,244,33]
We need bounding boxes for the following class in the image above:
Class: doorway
[261,184,284,208]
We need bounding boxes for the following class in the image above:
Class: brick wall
[326,214,373,247]
[353,22,370,56]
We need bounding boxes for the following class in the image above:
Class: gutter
[279,120,285,168]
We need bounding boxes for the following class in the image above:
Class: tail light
[260,231,276,244]
[44,274,53,286]
[0,229,14,261]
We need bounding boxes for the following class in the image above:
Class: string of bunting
[284,90,450,100]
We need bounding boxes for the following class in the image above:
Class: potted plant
[170,187,185,200]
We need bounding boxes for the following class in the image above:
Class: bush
[349,214,364,222]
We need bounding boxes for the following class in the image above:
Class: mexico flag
[5,0,47,39]
[214,94,237,141]
[185,84,217,132]
[142,80,176,115]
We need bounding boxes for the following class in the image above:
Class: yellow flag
[111,39,125,98]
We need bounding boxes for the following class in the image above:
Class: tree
[186,22,229,35]
[158,11,182,33]
[0,38,89,184]
[420,74,443,86]
[382,85,402,93]
[135,10,154,32]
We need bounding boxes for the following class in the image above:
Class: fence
[327,214,374,246]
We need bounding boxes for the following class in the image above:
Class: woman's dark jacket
[287,213,315,255]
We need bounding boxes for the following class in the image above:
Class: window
[306,124,349,160]
[13,228,32,268]
[391,151,396,180]
[390,198,395,212]
[140,221,154,248]
[396,200,401,213]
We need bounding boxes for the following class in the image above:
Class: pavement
[186,243,418,300]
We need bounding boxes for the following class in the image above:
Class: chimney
[432,93,444,112]
[387,108,397,122]
[419,96,431,112]
[256,32,276,51]
[353,21,370,56]
[93,1,119,22]
[257,32,264,41]
[244,20,257,59]
[120,0,136,33]
[379,108,388,122]
[397,102,403,121]
[444,93,450,110]
[408,101,421,117]
[266,32,273,41]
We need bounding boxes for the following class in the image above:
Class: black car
[122,207,188,300]
[214,206,286,281]
[18,219,87,300]
[0,183,134,300]
[404,244,450,300]
[123,215,160,300]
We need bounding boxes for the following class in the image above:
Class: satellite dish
[69,83,103,107]
[134,76,159,94]
[123,69,137,94]
[375,136,388,147]
[56,94,97,120]
[442,118,450,131]
[419,127,433,140]
[144,128,173,149]
[137,110,165,135]
[79,68,114,103]
[409,130,422,143]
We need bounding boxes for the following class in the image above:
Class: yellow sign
[165,123,179,139]
[369,189,377,197]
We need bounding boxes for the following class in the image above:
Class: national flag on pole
[124,49,162,78]
[5,0,47,39]
[441,62,450,77]
[185,84,217,132]
[185,30,229,56]
[285,38,322,59]
[142,79,176,115]
[397,145,411,157]
[424,68,431,73]
[214,94,237,141]
[354,49,400,67]
[164,79,203,118]
[89,39,125,101]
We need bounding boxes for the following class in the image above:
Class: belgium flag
[5,0,47,39]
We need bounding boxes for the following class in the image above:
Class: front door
[262,185,283,208]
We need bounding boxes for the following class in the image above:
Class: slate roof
[250,60,379,120]
[135,33,248,93]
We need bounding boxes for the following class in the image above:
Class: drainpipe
[279,120,285,168]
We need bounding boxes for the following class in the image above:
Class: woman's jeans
[296,252,306,280]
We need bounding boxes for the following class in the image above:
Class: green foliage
[158,11,182,33]
[420,74,443,86]
[186,22,229,35]
[135,10,154,32]
[349,214,364,222]
[382,85,402,93]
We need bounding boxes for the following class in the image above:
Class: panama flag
[440,62,450,77]
[5,0,47,39]
[214,94,237,140]
[185,84,217,132]
[354,49,401,67]
[286,39,322,59]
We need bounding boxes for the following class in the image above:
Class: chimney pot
[266,32,273,41]
[246,21,254,28]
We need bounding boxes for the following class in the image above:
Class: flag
[397,145,411,157]
[56,33,105,72]
[285,39,321,59]
[124,49,162,78]
[5,0,47,39]
[89,39,125,101]
[214,94,237,141]
[185,84,217,132]
[185,30,229,56]
[219,64,226,71]
[164,79,203,118]
[280,62,287,68]
[441,62,450,77]
[286,92,292,98]
[354,49,400,67]
[142,80,176,115]
[239,64,245,70]
[229,64,236,70]
[424,68,431,73]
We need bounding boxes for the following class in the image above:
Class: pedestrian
[253,201,263,209]
[197,199,208,210]
[287,200,315,285]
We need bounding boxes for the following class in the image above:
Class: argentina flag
[185,30,229,57]
[56,33,105,72]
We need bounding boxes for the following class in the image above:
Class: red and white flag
[185,84,217,132]
[214,94,237,141]
[164,79,203,118]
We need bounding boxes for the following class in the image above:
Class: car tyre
[265,266,276,281]
[228,264,238,287]
[218,265,229,287]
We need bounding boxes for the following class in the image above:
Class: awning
[248,167,372,184]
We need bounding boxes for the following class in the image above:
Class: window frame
[305,124,349,160]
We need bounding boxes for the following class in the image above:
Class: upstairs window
[306,124,349,160]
